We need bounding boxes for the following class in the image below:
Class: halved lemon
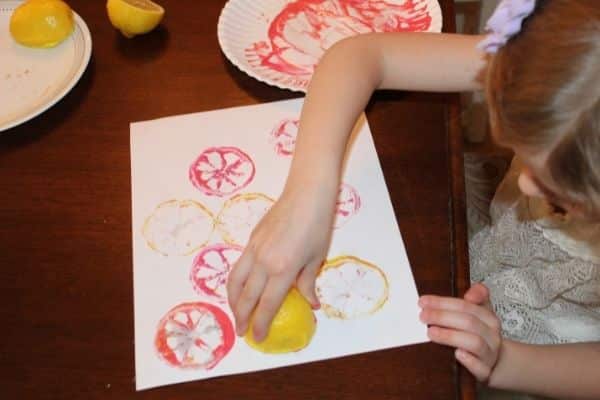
[245,288,316,354]
[9,0,75,48]
[316,255,389,319]
[106,0,164,38]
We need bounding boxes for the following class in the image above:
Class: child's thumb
[296,262,321,309]
[464,283,490,306]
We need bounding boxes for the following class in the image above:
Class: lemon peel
[9,0,75,48]
[244,288,316,354]
[106,0,164,38]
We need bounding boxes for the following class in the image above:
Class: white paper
[130,98,428,390]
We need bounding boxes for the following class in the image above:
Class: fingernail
[311,301,321,310]
[253,328,264,343]
[427,326,437,335]
[418,297,428,307]
[236,324,246,337]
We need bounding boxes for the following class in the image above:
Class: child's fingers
[227,250,254,315]
[251,276,295,342]
[419,295,498,329]
[455,348,493,382]
[295,260,322,308]
[427,326,495,366]
[463,283,490,306]
[233,268,267,336]
[420,308,496,346]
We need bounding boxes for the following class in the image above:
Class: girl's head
[484,0,600,218]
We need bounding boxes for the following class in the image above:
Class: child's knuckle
[465,315,479,331]
[473,337,487,355]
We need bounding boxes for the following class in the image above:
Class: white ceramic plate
[218,0,442,92]
[0,1,92,132]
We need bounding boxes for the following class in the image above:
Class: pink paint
[189,146,256,197]
[155,302,235,370]
[270,118,299,156]
[246,0,433,88]
[190,243,244,303]
[334,183,361,228]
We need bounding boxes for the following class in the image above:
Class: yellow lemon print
[316,255,389,319]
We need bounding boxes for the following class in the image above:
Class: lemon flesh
[10,0,74,48]
[106,0,164,38]
[245,288,316,354]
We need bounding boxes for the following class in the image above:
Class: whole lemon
[106,0,164,38]
[9,0,74,48]
[245,288,316,354]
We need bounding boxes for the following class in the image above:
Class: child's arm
[420,285,600,399]
[490,340,600,399]
[228,32,488,341]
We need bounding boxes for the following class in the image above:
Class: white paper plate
[218,0,442,92]
[0,1,92,132]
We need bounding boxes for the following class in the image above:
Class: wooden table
[0,1,474,398]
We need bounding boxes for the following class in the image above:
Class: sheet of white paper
[130,98,428,390]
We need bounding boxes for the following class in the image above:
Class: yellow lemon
[245,288,316,354]
[106,0,164,38]
[9,0,74,48]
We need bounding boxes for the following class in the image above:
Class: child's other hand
[419,284,502,382]
[226,184,336,341]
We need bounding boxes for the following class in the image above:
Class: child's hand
[226,184,337,341]
[419,284,502,382]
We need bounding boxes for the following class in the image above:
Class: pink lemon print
[271,118,299,156]
[190,244,243,303]
[155,302,235,370]
[189,146,256,197]
[334,183,361,229]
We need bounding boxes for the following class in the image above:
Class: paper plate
[218,0,442,92]
[0,1,92,132]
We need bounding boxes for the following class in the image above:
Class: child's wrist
[283,174,338,200]
[286,161,340,192]
[487,338,512,390]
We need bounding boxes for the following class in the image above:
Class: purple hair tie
[477,0,537,53]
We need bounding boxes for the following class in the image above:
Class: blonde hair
[486,0,600,215]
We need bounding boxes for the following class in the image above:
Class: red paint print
[246,0,433,88]
[271,118,299,156]
[155,302,235,370]
[189,146,256,197]
[190,243,243,303]
[334,183,361,228]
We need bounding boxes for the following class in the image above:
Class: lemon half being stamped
[106,0,164,38]
[244,288,316,354]
[9,0,75,48]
